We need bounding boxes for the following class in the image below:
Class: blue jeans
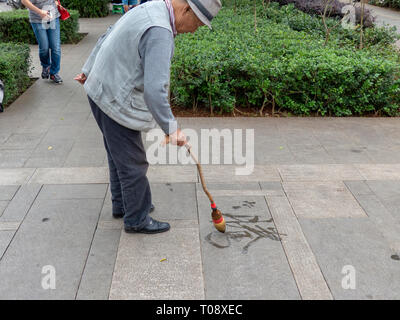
[88,95,152,230]
[31,18,61,75]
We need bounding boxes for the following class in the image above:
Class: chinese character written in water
[205,210,286,254]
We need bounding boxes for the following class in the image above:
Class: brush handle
[185,144,215,205]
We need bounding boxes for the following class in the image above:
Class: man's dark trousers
[88,95,152,230]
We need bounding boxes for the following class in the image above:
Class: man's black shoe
[41,66,50,79]
[124,218,170,234]
[113,204,155,219]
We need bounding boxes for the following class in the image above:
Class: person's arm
[139,27,178,136]
[21,0,50,19]
[80,24,114,79]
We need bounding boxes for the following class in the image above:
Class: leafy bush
[369,0,400,9]
[171,3,400,116]
[271,0,375,27]
[0,42,31,107]
[0,9,80,44]
[61,0,110,18]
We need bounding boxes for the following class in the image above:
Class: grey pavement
[1,9,400,300]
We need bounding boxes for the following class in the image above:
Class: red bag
[57,1,70,21]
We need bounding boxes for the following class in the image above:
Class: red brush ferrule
[211,203,217,209]
[213,216,224,224]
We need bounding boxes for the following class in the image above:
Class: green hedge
[171,2,400,116]
[0,43,31,107]
[61,0,110,18]
[0,9,80,44]
[369,0,400,9]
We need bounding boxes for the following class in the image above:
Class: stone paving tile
[196,192,300,299]
[0,149,33,168]
[29,167,109,185]
[259,181,286,196]
[344,180,374,196]
[24,139,75,168]
[0,201,8,217]
[324,144,374,164]
[0,133,44,150]
[266,195,332,300]
[110,220,204,300]
[299,217,400,299]
[282,181,366,219]
[76,228,121,300]
[356,164,400,180]
[365,181,400,223]
[0,184,42,222]
[37,184,108,200]
[0,186,19,201]
[278,164,363,181]
[200,165,280,182]
[0,231,14,259]
[287,144,336,164]
[0,198,103,299]
[0,169,35,185]
[63,146,107,168]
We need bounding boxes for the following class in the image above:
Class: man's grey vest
[83,1,172,132]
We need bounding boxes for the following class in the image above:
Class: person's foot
[41,66,50,79]
[50,74,63,84]
[124,217,170,234]
[113,204,155,219]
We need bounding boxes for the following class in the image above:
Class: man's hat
[187,0,222,29]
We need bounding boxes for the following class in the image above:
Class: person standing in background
[21,0,63,84]
[123,0,138,13]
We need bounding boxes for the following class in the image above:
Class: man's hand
[74,73,87,85]
[162,129,186,147]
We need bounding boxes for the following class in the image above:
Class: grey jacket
[83,1,177,133]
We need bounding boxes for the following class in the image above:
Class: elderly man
[75,0,222,234]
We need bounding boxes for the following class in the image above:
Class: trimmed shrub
[61,0,110,18]
[369,0,400,9]
[0,42,31,107]
[171,3,400,116]
[0,9,80,44]
[271,0,375,27]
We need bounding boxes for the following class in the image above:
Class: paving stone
[299,217,400,299]
[147,165,197,183]
[109,220,204,300]
[365,181,400,223]
[199,165,280,183]
[0,149,33,168]
[24,140,75,168]
[0,231,14,260]
[287,144,336,164]
[0,186,19,201]
[278,164,363,181]
[344,180,374,196]
[0,201,8,217]
[0,133,43,150]
[76,228,121,300]
[0,169,35,185]
[282,181,366,219]
[0,184,42,222]
[196,192,300,299]
[38,184,107,200]
[63,147,106,167]
[0,222,20,231]
[150,183,197,220]
[0,198,103,299]
[29,167,109,185]
[356,164,400,180]
[259,181,286,196]
[266,195,332,300]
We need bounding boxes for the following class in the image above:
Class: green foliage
[61,0,110,18]
[171,2,400,116]
[369,0,400,9]
[0,9,80,44]
[0,42,31,107]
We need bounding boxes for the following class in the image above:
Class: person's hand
[39,9,51,20]
[74,73,87,85]
[162,129,186,147]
